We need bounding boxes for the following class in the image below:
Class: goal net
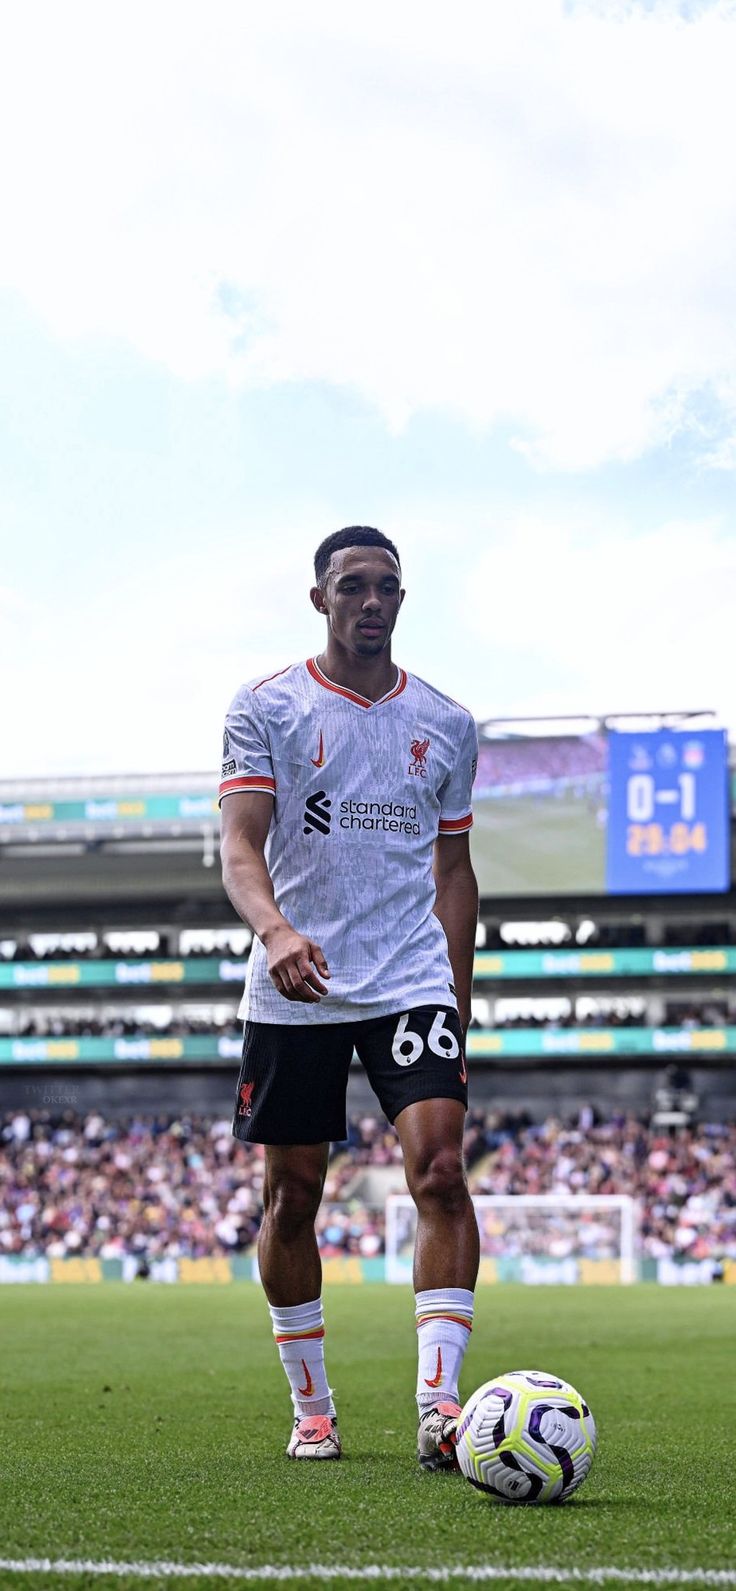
[385,1194,639,1285]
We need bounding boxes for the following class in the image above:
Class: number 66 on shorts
[392,1009,460,1067]
[232,1003,468,1146]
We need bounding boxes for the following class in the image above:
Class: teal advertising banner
[2,1026,735,1065]
[0,957,246,990]
[473,945,736,978]
[0,794,217,827]
[2,946,734,992]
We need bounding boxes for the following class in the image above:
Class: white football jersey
[219,657,477,1025]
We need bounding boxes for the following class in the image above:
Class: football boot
[417,1399,462,1472]
[287,1414,342,1459]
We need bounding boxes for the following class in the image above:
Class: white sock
[415,1287,474,1411]
[268,1298,336,1419]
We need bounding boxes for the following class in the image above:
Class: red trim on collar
[306,656,407,709]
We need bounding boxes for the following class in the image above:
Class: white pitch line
[0,1564,735,1585]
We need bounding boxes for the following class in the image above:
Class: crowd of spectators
[469,1111,736,1261]
[0,1110,262,1261]
[491,1009,644,1030]
[481,922,649,950]
[0,937,249,963]
[661,921,736,948]
[662,1003,730,1029]
[8,1014,241,1040]
[4,919,735,962]
[9,1002,733,1040]
[480,921,735,953]
[474,735,607,796]
[1,939,165,962]
[1,1107,733,1266]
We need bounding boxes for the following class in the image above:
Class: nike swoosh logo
[310,731,325,769]
[297,1359,314,1397]
[424,1347,443,1388]
[459,1050,467,1084]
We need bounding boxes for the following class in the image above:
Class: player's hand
[263,923,331,1002]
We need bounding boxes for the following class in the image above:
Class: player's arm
[220,792,330,1003]
[432,832,478,1035]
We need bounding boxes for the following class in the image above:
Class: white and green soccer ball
[455,1369,596,1504]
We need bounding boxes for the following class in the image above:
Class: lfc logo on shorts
[238,1082,255,1117]
[408,737,430,777]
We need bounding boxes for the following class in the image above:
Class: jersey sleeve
[218,687,276,806]
[437,714,478,835]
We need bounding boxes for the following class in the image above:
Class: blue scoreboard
[606,729,730,894]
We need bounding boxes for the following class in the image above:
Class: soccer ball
[455,1369,596,1504]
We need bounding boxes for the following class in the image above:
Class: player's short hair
[314,526,401,589]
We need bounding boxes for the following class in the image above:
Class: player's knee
[412,1147,468,1215]
[268,1170,323,1237]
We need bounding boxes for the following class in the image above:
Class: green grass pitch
[471,794,606,895]
[1,1284,733,1590]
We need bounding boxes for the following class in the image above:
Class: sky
[2,0,736,779]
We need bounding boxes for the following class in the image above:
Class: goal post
[385,1193,639,1285]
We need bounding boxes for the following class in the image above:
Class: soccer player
[219,526,480,1468]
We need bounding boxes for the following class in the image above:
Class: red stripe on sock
[416,1313,472,1332]
[274,1327,325,1343]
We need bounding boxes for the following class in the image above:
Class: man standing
[219,526,480,1468]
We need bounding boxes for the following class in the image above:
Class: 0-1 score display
[606,729,730,894]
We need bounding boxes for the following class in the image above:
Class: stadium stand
[5,1003,733,1038]
[1,747,735,1286]
[2,1109,734,1265]
[474,734,607,796]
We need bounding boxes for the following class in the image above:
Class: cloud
[462,511,736,724]
[4,503,732,778]
[2,1,736,469]
[0,523,338,777]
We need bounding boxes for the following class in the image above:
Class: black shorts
[232,1004,468,1145]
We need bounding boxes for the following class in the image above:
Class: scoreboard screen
[470,722,731,898]
[606,729,730,894]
